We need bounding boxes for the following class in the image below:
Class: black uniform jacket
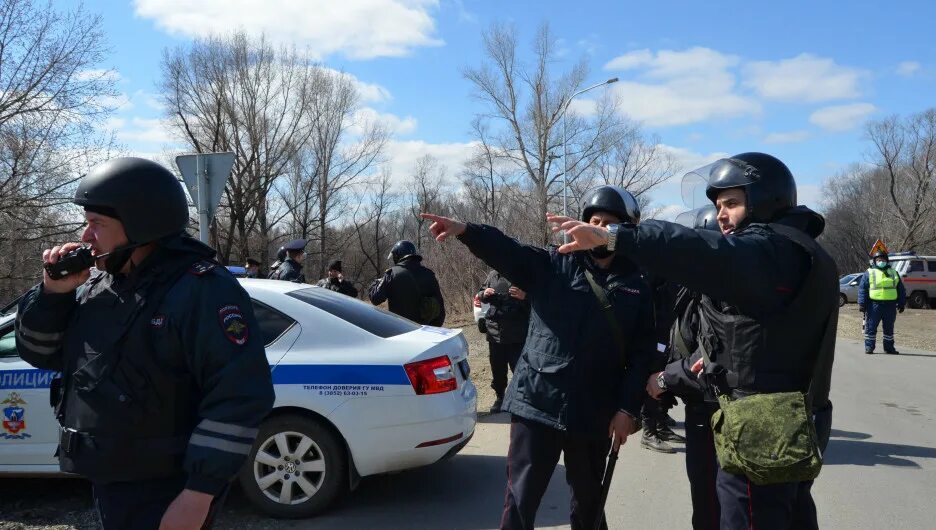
[316,277,359,298]
[479,270,531,345]
[458,223,654,435]
[270,258,305,283]
[367,256,446,326]
[15,236,275,495]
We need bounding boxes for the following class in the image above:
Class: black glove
[859,306,866,313]
[898,307,905,313]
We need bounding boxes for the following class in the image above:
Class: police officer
[421,185,654,530]
[858,250,906,354]
[268,239,307,283]
[478,269,530,413]
[316,259,359,297]
[14,157,275,529]
[554,153,838,530]
[367,240,445,326]
[648,204,722,529]
[245,257,261,278]
[268,246,287,276]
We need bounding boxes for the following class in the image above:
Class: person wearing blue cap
[269,239,307,283]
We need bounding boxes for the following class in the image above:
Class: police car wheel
[839,293,847,307]
[239,414,348,518]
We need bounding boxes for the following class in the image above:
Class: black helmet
[872,250,889,260]
[389,240,419,264]
[674,204,718,231]
[276,246,287,262]
[74,157,189,244]
[682,152,796,224]
[581,185,640,224]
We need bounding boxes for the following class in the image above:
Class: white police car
[0,279,477,518]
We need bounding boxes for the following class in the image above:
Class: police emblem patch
[2,392,30,439]
[218,304,249,346]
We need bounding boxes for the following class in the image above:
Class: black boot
[884,348,900,355]
[490,393,504,414]
[657,424,686,444]
[641,429,676,453]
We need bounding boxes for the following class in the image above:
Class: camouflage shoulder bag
[705,312,834,485]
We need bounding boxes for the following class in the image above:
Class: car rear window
[251,300,296,346]
[908,260,924,272]
[287,288,421,338]
[928,261,936,273]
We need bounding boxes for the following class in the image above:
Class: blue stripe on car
[271,364,410,385]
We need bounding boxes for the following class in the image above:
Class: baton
[593,444,619,530]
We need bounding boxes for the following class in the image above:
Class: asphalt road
[216,338,936,529]
[3,338,935,529]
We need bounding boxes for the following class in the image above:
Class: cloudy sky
[73,0,936,216]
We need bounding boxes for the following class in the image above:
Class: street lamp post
[561,77,619,225]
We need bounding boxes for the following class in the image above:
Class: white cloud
[809,103,876,131]
[134,0,443,60]
[322,68,392,103]
[645,203,685,221]
[604,47,759,127]
[353,107,417,136]
[114,117,180,145]
[743,54,866,102]
[763,130,811,144]
[897,61,921,77]
[383,139,477,188]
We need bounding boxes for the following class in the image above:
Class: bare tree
[306,71,389,277]
[866,109,936,251]
[160,32,318,266]
[463,23,621,244]
[407,155,446,249]
[0,0,118,302]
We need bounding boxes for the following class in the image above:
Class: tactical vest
[696,224,837,395]
[56,252,204,483]
[868,267,899,301]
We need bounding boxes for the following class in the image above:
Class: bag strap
[583,269,629,369]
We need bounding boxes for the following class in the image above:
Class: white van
[889,252,936,309]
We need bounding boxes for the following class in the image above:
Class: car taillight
[473,294,481,308]
[405,355,457,395]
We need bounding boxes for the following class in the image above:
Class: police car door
[0,315,59,470]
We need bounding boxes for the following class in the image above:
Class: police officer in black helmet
[421,185,655,530]
[553,153,838,530]
[15,157,275,529]
[269,239,307,283]
[367,240,446,326]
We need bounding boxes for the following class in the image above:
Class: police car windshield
[287,288,420,338]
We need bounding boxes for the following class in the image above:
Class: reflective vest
[868,267,899,301]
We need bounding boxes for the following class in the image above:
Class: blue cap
[283,238,308,251]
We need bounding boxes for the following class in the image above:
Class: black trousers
[500,415,610,530]
[717,468,809,530]
[684,402,720,530]
[489,341,522,395]
[93,475,228,529]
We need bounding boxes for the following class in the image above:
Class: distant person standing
[858,249,906,354]
[316,260,359,298]
[245,257,261,278]
[479,270,530,413]
[268,239,307,283]
[368,240,445,326]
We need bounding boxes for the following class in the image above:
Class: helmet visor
[681,158,759,208]
[674,209,698,228]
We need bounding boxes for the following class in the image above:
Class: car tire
[839,293,847,307]
[239,414,348,518]
[477,318,486,334]
[908,291,929,310]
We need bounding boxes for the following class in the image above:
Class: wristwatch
[656,372,668,391]
[606,223,621,251]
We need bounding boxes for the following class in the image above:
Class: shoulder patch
[151,315,167,328]
[189,261,218,276]
[218,304,249,346]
